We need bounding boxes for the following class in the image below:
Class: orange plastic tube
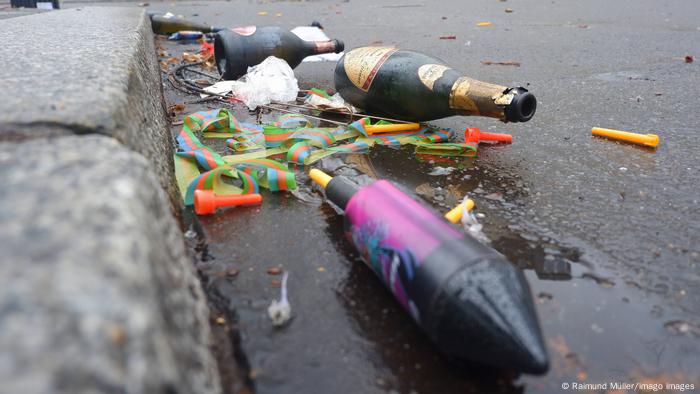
[364,123,421,135]
[591,127,659,148]
[194,190,263,215]
[465,127,512,144]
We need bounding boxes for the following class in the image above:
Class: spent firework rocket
[310,169,548,373]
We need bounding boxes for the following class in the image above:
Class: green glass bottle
[214,26,344,80]
[334,47,536,122]
[149,13,224,35]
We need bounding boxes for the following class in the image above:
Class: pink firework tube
[309,169,548,374]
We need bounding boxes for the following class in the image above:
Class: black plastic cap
[333,39,345,53]
[311,20,324,30]
[504,88,537,122]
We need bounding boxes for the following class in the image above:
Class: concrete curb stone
[0,135,220,394]
[0,7,180,207]
[0,7,222,393]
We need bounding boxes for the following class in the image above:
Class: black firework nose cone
[429,258,549,374]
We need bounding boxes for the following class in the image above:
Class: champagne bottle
[214,26,344,80]
[334,47,536,122]
[149,13,224,35]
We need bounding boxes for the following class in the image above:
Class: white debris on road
[268,271,292,327]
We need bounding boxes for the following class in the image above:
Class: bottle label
[418,64,451,91]
[231,26,256,36]
[343,46,397,92]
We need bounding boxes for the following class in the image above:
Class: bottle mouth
[504,89,537,122]
[333,39,345,53]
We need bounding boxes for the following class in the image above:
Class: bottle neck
[150,16,215,34]
[310,40,342,55]
[448,77,512,120]
[448,78,537,123]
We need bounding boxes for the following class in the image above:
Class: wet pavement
[134,0,698,392]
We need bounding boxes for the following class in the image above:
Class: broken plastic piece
[268,271,292,326]
[465,127,513,144]
[444,198,475,223]
[194,190,262,215]
[591,127,659,148]
[458,202,490,244]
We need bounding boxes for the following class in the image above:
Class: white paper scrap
[199,80,240,98]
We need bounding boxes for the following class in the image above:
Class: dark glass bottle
[334,47,536,122]
[214,26,344,80]
[149,13,224,35]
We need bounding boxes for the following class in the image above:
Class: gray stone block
[0,7,178,206]
[0,135,221,394]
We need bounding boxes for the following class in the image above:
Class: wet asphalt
[101,0,700,392]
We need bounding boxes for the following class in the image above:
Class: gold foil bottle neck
[448,77,510,119]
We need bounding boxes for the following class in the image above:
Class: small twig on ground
[481,60,521,67]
